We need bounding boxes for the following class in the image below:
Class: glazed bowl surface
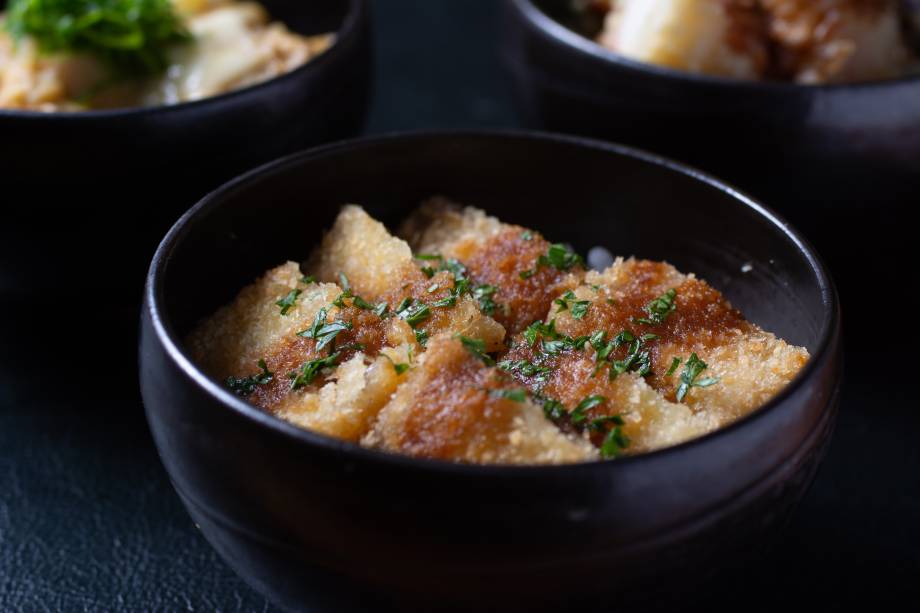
[140,131,842,611]
[501,0,918,310]
[0,0,372,298]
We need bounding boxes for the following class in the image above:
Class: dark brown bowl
[139,131,842,611]
[0,0,371,299]
[501,0,916,334]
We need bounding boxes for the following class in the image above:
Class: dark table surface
[1,2,917,611]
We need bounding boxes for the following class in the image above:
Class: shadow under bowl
[0,0,372,299]
[140,131,842,611]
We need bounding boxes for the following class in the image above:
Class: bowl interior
[156,133,831,361]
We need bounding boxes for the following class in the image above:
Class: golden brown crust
[365,336,598,464]
[190,204,809,461]
[499,257,809,451]
[399,198,585,336]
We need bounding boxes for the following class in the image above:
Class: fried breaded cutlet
[188,201,808,464]
[597,0,911,83]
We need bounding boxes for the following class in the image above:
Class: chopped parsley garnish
[675,353,720,402]
[399,302,431,327]
[4,0,191,76]
[275,289,302,315]
[520,231,533,241]
[587,414,624,433]
[455,334,495,366]
[352,295,375,310]
[637,288,677,326]
[600,426,630,459]
[427,283,440,293]
[373,302,390,318]
[300,275,316,284]
[498,359,551,383]
[381,353,410,375]
[225,359,273,396]
[290,353,341,390]
[420,266,436,278]
[665,357,681,376]
[520,243,585,279]
[608,331,652,380]
[338,272,351,292]
[524,319,589,354]
[394,297,412,314]
[473,284,498,315]
[570,395,606,424]
[542,398,567,421]
[414,329,429,347]
[490,388,527,402]
[414,253,443,261]
[554,290,591,319]
[296,308,352,352]
[539,243,584,271]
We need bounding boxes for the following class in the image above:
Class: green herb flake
[542,399,568,421]
[498,359,552,383]
[554,290,591,319]
[225,359,273,396]
[300,275,316,285]
[414,253,443,261]
[275,289,302,315]
[539,243,585,271]
[427,283,440,294]
[290,353,341,390]
[414,328,429,347]
[676,353,719,402]
[455,334,495,366]
[373,302,390,318]
[296,308,352,352]
[637,288,677,326]
[570,395,606,424]
[490,388,527,402]
[520,231,533,241]
[665,357,681,376]
[473,284,498,315]
[600,426,630,459]
[400,302,431,327]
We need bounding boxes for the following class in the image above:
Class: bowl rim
[509,0,920,93]
[0,0,368,121]
[143,129,841,476]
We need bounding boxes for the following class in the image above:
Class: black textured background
[1,2,917,611]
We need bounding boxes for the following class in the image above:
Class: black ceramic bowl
[502,0,917,309]
[140,132,841,611]
[0,0,371,298]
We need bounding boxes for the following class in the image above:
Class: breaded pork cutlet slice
[188,207,505,441]
[305,205,506,351]
[364,335,597,464]
[187,261,413,440]
[500,258,809,454]
[399,198,586,336]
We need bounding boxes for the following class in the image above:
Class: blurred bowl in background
[0,0,372,300]
[141,131,842,611]
[501,0,917,338]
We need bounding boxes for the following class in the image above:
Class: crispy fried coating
[189,204,809,461]
[399,198,584,336]
[364,336,598,464]
[500,257,809,453]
